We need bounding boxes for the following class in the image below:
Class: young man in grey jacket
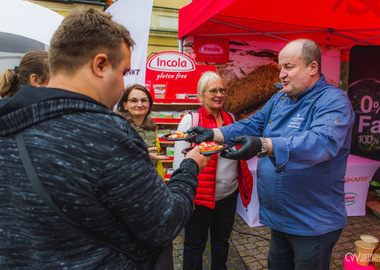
[0,7,209,269]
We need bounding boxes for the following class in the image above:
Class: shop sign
[194,36,229,63]
[145,51,215,101]
[147,52,195,72]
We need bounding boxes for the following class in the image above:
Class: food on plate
[168,131,188,139]
[199,142,224,153]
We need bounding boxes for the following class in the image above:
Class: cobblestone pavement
[173,209,380,269]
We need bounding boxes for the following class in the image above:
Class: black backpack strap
[15,132,146,262]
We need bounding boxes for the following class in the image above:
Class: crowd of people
[0,6,354,270]
[188,38,355,270]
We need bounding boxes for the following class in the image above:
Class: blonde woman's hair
[197,71,222,97]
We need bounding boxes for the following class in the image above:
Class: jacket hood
[0,85,112,136]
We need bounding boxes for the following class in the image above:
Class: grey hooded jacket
[0,86,198,269]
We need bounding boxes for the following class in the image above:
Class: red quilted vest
[191,106,253,209]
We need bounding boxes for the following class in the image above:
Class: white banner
[106,0,153,88]
[344,155,380,216]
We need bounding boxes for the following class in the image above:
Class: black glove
[220,136,262,160]
[186,126,214,144]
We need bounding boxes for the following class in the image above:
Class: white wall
[0,52,25,74]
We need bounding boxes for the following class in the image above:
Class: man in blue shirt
[188,39,355,270]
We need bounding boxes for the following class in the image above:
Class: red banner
[194,36,229,63]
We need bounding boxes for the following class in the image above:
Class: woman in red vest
[173,71,253,270]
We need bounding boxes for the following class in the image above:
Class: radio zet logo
[345,192,358,206]
[147,52,196,72]
[198,44,225,55]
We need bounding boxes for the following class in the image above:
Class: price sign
[348,46,380,161]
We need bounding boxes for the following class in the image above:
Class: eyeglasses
[127,98,149,104]
[206,88,226,96]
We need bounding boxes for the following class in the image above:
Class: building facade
[148,0,189,57]
[29,0,190,58]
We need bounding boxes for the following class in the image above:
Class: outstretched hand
[147,147,170,160]
[184,146,212,173]
[220,136,262,160]
[186,126,214,144]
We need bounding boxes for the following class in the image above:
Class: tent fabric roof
[179,0,380,61]
[0,0,63,51]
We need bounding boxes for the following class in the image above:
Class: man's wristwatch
[256,137,269,158]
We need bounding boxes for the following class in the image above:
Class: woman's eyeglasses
[206,88,226,96]
[127,98,149,104]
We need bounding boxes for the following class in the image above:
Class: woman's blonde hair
[197,71,222,97]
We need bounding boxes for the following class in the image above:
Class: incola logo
[199,44,224,55]
[147,52,195,72]
[345,192,358,206]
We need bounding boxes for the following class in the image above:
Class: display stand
[145,51,216,182]
[152,102,201,181]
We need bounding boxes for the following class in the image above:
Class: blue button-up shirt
[220,75,355,236]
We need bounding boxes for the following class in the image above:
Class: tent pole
[340,34,380,49]
[179,38,183,53]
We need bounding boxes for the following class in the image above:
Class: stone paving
[173,208,380,269]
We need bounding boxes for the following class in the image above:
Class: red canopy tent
[179,0,380,61]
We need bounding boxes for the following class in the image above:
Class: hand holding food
[181,142,228,155]
[184,146,211,173]
[199,142,224,153]
[220,136,262,160]
[186,126,214,144]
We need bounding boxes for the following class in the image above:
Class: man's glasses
[127,98,149,104]
[206,88,226,96]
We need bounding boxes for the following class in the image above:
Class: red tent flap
[179,0,380,61]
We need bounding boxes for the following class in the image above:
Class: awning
[179,0,380,61]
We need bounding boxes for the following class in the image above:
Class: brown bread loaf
[223,64,280,120]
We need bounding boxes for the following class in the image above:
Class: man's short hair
[49,7,135,76]
[295,39,322,74]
